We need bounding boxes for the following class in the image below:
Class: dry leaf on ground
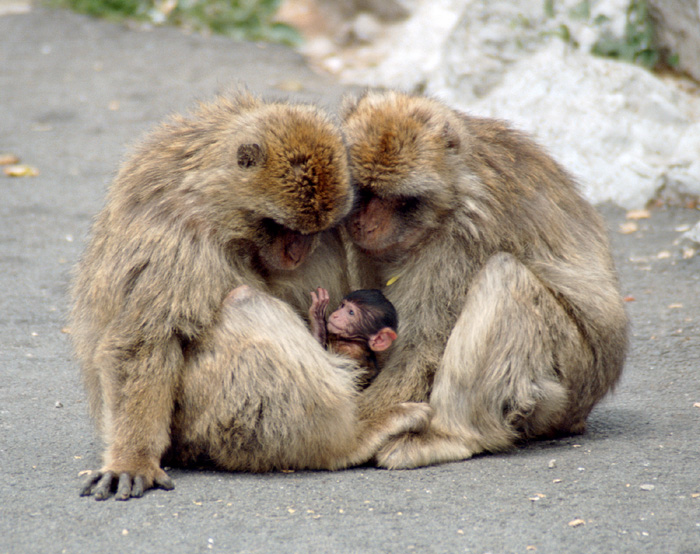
[4,164,39,177]
[0,154,19,165]
[626,209,651,220]
[619,221,638,234]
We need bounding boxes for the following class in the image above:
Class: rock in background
[279,0,700,210]
[650,0,700,82]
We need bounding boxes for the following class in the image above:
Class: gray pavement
[1,7,699,553]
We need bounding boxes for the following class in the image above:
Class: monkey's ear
[237,143,265,168]
[368,328,398,352]
[442,122,460,151]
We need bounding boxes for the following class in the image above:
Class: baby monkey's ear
[367,328,398,352]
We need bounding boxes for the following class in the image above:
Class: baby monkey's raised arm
[309,287,398,388]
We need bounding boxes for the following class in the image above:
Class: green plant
[59,0,147,19]
[168,0,300,44]
[591,0,667,69]
[49,0,301,45]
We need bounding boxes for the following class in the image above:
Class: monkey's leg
[80,337,180,500]
[325,401,434,470]
[377,252,587,469]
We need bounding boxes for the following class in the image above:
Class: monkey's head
[340,91,463,259]
[328,289,398,352]
[214,96,354,271]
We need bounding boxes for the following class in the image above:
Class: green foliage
[568,0,590,21]
[60,0,146,19]
[169,0,300,44]
[545,0,679,71]
[591,0,666,69]
[543,0,555,19]
[50,0,301,45]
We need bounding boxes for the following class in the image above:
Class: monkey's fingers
[113,472,132,500]
[79,470,103,497]
[154,471,175,491]
[112,470,173,500]
[92,471,118,500]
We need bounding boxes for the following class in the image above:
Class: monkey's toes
[79,470,104,497]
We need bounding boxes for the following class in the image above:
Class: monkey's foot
[376,431,478,470]
[80,466,174,501]
[391,402,434,435]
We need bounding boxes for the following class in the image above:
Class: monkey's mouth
[281,231,314,268]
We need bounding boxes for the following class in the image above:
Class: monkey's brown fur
[327,334,380,389]
[341,90,629,468]
[71,92,378,499]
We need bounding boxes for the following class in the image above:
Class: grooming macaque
[341,90,629,468]
[72,91,431,500]
[309,287,398,388]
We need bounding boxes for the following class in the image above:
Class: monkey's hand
[309,287,329,345]
[79,466,174,501]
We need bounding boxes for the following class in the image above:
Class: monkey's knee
[224,285,256,305]
[479,253,540,299]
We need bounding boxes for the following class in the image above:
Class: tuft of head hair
[341,90,460,200]
[344,289,398,334]
[246,101,353,233]
[131,90,355,236]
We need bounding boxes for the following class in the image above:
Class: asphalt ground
[1,7,699,553]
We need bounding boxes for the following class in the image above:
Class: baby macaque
[309,287,398,388]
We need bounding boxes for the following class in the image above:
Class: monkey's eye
[354,189,373,210]
[260,218,287,238]
[348,309,355,316]
[397,196,420,215]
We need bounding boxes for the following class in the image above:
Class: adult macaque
[340,90,629,468]
[72,91,408,500]
[309,287,398,388]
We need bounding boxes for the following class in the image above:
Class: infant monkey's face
[327,300,361,337]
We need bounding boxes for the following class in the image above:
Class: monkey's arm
[79,332,183,500]
[356,241,473,415]
[76,226,239,500]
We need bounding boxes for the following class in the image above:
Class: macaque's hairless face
[309,288,398,353]
[327,300,364,337]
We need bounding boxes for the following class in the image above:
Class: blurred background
[7,0,699,209]
[7,0,698,242]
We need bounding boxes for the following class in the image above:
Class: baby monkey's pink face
[327,301,361,337]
